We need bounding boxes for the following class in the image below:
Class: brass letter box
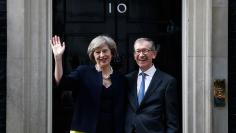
[213,79,226,107]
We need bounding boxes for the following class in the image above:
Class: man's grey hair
[134,37,160,52]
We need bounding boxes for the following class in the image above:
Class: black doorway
[52,0,182,133]
[0,0,7,132]
[229,0,236,132]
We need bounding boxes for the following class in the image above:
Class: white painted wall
[212,0,228,132]
[182,0,212,132]
[7,0,52,132]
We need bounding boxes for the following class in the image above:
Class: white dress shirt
[137,65,156,95]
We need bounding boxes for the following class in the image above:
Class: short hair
[87,35,117,62]
[134,38,160,52]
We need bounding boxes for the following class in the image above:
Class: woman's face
[93,44,112,68]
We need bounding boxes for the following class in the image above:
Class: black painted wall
[229,0,236,132]
[0,0,6,133]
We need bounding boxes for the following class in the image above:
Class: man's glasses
[134,49,153,54]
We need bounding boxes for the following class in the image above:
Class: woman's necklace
[95,65,113,88]
[102,67,113,80]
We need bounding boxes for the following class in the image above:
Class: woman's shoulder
[111,71,126,83]
[73,65,96,74]
[112,70,124,77]
[75,65,94,71]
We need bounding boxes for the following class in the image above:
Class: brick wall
[229,1,236,132]
[0,0,6,132]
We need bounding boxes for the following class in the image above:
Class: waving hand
[50,35,65,85]
[50,35,65,60]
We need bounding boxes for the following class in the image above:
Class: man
[125,38,179,133]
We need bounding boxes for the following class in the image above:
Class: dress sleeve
[57,66,83,91]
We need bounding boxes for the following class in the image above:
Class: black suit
[125,67,179,133]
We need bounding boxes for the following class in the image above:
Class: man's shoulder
[158,70,176,82]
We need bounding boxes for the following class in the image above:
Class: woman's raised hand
[50,35,65,60]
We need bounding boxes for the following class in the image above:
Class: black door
[0,0,7,132]
[53,0,181,133]
[229,0,236,132]
[115,0,181,76]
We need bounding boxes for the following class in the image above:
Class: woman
[50,35,126,133]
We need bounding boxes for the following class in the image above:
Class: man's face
[134,41,157,71]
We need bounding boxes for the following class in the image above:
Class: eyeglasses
[134,49,153,54]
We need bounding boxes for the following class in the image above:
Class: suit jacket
[59,65,126,133]
[125,67,179,133]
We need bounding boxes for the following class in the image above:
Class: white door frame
[7,0,213,132]
[182,0,212,132]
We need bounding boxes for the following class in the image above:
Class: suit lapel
[93,68,103,102]
[128,72,139,110]
[139,69,162,106]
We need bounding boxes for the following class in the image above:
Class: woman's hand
[50,35,65,85]
[50,35,65,61]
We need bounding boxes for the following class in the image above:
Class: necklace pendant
[103,78,112,88]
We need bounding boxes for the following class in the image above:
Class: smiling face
[134,40,157,71]
[93,44,112,68]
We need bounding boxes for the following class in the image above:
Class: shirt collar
[138,65,156,77]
